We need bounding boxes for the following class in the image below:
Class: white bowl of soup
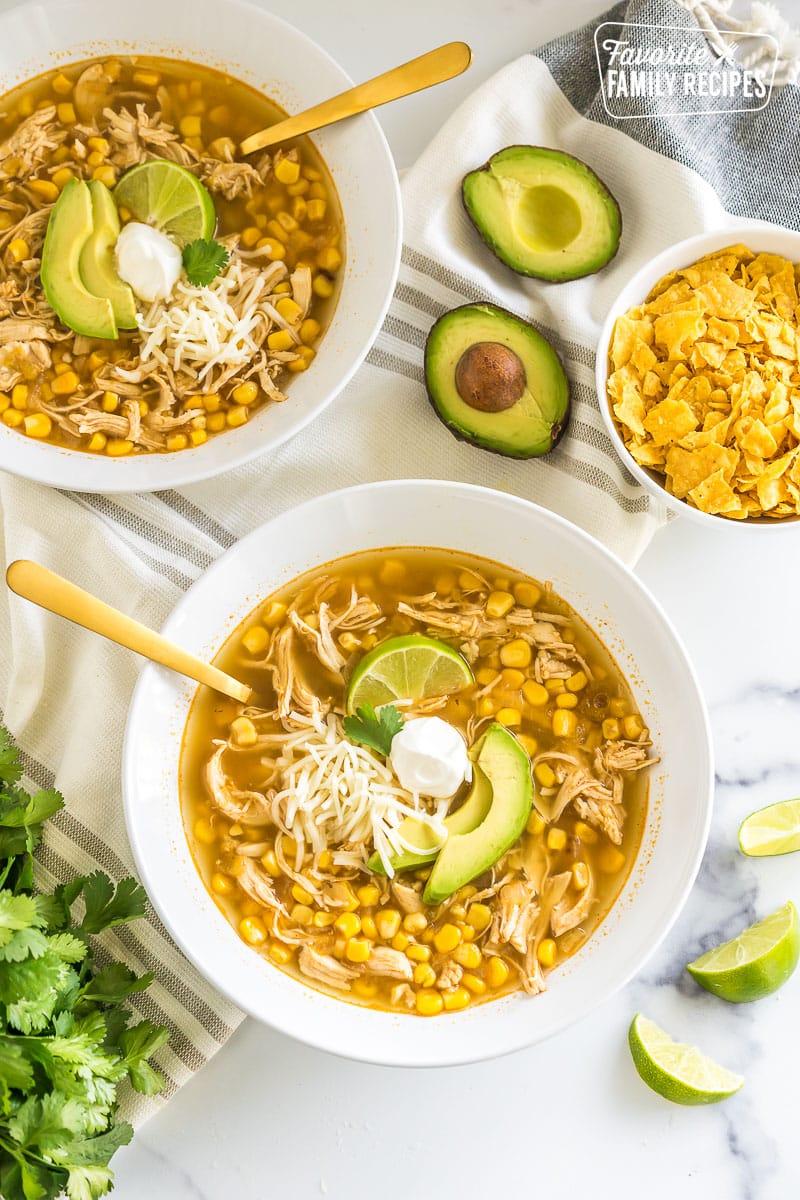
[123,480,713,1065]
[0,0,400,491]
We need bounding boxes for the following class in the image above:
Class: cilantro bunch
[0,729,169,1200]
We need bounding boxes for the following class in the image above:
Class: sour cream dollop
[389,717,471,798]
[115,222,182,303]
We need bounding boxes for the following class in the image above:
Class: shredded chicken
[597,738,658,773]
[298,945,359,992]
[0,106,68,180]
[492,880,539,954]
[437,960,463,990]
[364,947,414,982]
[391,880,425,914]
[236,858,287,915]
[204,743,271,825]
[551,869,596,937]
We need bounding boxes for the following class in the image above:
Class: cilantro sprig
[181,238,229,287]
[0,728,169,1200]
[343,703,404,757]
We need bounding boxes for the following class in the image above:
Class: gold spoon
[240,40,472,156]
[5,559,252,704]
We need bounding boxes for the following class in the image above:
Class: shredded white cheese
[266,714,450,877]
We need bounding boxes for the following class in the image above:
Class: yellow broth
[181,549,650,1016]
[0,55,343,453]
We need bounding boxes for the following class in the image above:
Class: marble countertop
[59,0,798,1195]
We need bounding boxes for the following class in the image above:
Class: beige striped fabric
[0,47,698,1121]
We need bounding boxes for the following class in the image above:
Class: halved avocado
[424,302,570,458]
[40,179,117,340]
[463,146,621,282]
[368,764,493,875]
[79,180,138,329]
[423,723,533,905]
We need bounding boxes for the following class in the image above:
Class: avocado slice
[369,764,493,875]
[423,724,532,905]
[41,179,117,340]
[462,146,621,282]
[79,181,138,329]
[424,302,570,458]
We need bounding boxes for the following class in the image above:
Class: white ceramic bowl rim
[0,0,401,492]
[596,221,800,531]
[123,480,714,1067]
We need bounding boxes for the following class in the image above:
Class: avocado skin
[424,302,570,459]
[423,723,533,905]
[462,144,622,283]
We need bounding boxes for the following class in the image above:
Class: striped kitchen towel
[1,0,797,1124]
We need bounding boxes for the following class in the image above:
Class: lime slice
[628,1014,744,1106]
[738,799,800,857]
[346,634,473,715]
[113,159,215,248]
[686,901,799,1002]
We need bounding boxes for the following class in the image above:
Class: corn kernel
[51,72,73,95]
[453,942,482,969]
[274,156,301,185]
[443,986,471,1011]
[268,941,292,965]
[92,165,116,187]
[289,883,313,907]
[291,904,313,926]
[0,394,9,414]
[623,713,645,739]
[412,964,436,990]
[260,849,281,877]
[602,718,621,740]
[461,973,487,996]
[534,762,557,788]
[486,957,510,989]
[57,101,76,124]
[556,693,579,709]
[476,696,497,718]
[190,429,207,447]
[194,817,216,844]
[23,412,52,439]
[208,873,233,897]
[537,938,557,967]
[375,908,401,940]
[391,931,410,952]
[416,988,444,1016]
[52,166,75,189]
[572,862,590,890]
[8,238,30,263]
[598,846,627,874]
[87,135,110,154]
[101,391,119,412]
[545,679,565,694]
[276,296,303,324]
[307,197,327,222]
[345,937,372,964]
[179,114,202,138]
[0,214,13,232]
[500,668,525,689]
[88,433,108,456]
[407,944,431,963]
[403,912,428,935]
[352,978,379,1000]
[475,667,497,687]
[517,733,538,757]
[226,406,248,428]
[242,624,269,655]
[486,590,515,618]
[258,237,286,261]
[313,274,334,299]
[334,912,361,939]
[227,383,257,410]
[496,707,521,729]
[466,903,492,933]
[552,709,578,738]
[11,384,28,409]
[209,103,231,125]
[317,246,341,273]
[29,178,59,203]
[240,225,262,248]
[523,680,549,707]
[230,716,257,747]
[526,810,546,836]
[608,697,628,718]
[2,409,23,427]
[574,820,598,844]
[87,150,106,168]
[299,317,321,345]
[566,671,588,693]
[313,910,336,928]
[207,412,226,432]
[262,600,287,628]
[514,581,541,607]
[105,438,133,457]
[239,916,267,945]
[165,433,189,452]
[267,329,295,353]
[546,827,567,852]
[356,883,380,907]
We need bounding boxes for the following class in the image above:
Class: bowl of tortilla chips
[597,225,800,526]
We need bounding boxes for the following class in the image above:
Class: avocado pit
[455,341,526,413]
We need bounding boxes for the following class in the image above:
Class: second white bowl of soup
[0,0,400,491]
[123,480,713,1065]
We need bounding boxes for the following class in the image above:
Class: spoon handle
[6,559,252,705]
[240,40,472,156]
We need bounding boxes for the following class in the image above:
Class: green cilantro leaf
[65,1164,115,1200]
[342,703,404,757]
[79,963,152,1005]
[119,1021,170,1095]
[0,728,23,786]
[79,874,147,936]
[181,237,229,286]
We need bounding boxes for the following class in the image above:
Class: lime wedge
[738,799,800,857]
[628,1014,744,1106]
[346,635,473,715]
[686,901,799,1002]
[113,159,215,248]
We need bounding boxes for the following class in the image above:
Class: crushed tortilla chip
[607,244,800,520]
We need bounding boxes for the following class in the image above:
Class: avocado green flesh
[423,724,533,905]
[463,146,621,282]
[368,765,493,875]
[41,179,117,340]
[425,303,569,457]
[79,181,138,329]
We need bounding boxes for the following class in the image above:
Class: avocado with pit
[423,723,532,905]
[424,302,570,458]
[79,180,138,329]
[40,179,118,340]
[368,764,493,875]
[462,146,621,282]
